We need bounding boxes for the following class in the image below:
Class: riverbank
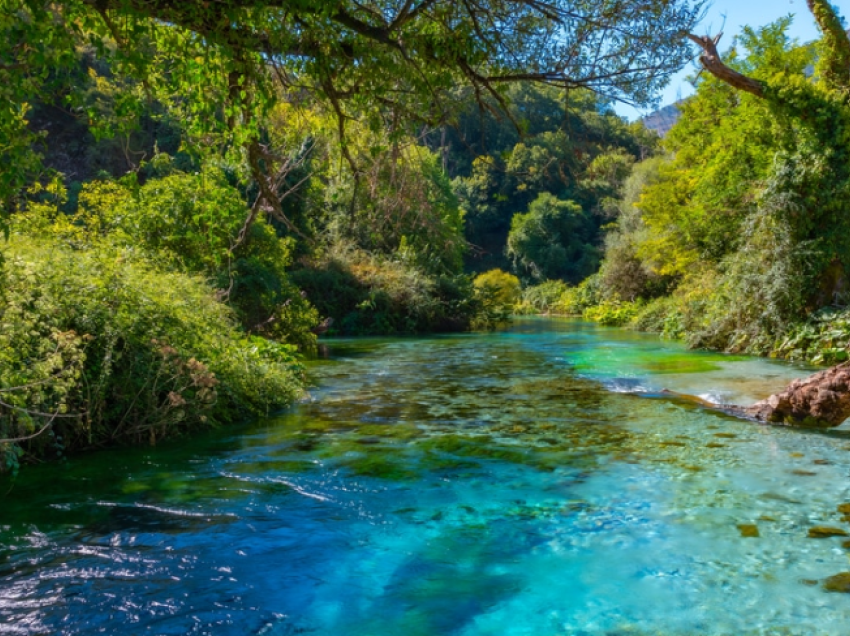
[516,278,850,367]
[3,318,849,635]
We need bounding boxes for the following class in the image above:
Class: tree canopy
[1,0,706,205]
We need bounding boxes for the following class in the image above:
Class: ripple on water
[2,318,850,635]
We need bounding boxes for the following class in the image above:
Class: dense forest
[1,0,847,471]
[559,7,850,368]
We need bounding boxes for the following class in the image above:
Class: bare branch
[0,415,58,445]
[686,33,765,99]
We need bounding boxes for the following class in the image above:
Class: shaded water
[3,318,850,635]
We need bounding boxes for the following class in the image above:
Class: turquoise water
[3,318,850,635]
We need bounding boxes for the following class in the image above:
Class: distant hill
[640,102,681,137]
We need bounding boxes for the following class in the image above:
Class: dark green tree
[506,192,597,283]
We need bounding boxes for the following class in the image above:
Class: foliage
[774,308,850,364]
[630,296,686,338]
[596,156,671,301]
[507,192,598,283]
[583,300,642,327]
[20,166,321,350]
[583,12,850,362]
[321,127,467,275]
[0,0,711,473]
[291,242,479,335]
[553,274,602,315]
[683,206,817,353]
[516,280,570,314]
[448,85,659,274]
[0,236,303,471]
[625,20,819,283]
[471,269,521,329]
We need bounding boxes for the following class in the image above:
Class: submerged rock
[823,572,850,593]
[808,526,849,538]
[737,524,760,538]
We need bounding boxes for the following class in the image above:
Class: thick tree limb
[75,0,704,106]
[686,32,765,98]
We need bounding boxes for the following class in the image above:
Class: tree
[447,83,657,273]
[506,192,597,283]
[685,1,850,304]
[2,0,706,211]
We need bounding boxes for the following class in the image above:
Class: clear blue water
[3,318,850,635]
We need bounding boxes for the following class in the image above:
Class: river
[2,318,850,635]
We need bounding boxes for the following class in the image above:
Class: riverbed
[2,318,850,635]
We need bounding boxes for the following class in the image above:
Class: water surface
[3,318,850,635]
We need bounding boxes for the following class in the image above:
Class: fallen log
[742,361,850,428]
[631,362,850,428]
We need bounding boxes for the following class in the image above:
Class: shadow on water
[346,523,531,636]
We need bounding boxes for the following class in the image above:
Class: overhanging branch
[686,32,765,99]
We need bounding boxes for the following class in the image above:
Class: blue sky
[614,0,828,119]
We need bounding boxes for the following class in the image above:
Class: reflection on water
[2,317,850,635]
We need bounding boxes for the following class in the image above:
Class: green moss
[423,455,481,473]
[640,357,722,374]
[356,423,422,440]
[419,434,536,465]
[342,454,417,481]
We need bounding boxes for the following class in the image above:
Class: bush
[292,241,479,335]
[773,308,850,364]
[473,269,521,306]
[583,300,642,326]
[470,269,520,329]
[517,280,570,314]
[631,296,685,338]
[21,169,321,350]
[0,237,303,472]
[553,274,602,315]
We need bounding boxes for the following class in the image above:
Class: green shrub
[553,274,602,315]
[773,308,850,364]
[631,296,685,339]
[471,269,521,329]
[517,280,570,314]
[0,236,303,471]
[292,242,479,335]
[583,300,642,327]
[23,168,320,350]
